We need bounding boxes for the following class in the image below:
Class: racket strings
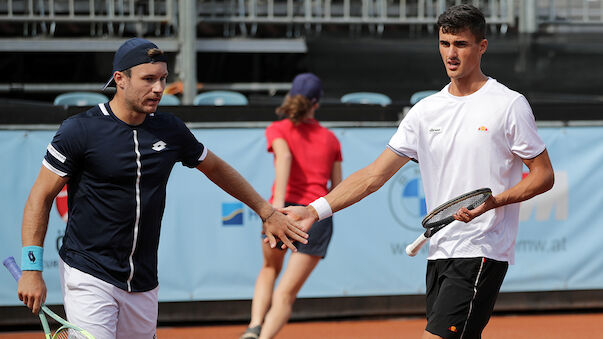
[53,328,89,339]
[428,193,489,224]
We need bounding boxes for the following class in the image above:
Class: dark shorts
[425,257,508,339]
[269,202,333,258]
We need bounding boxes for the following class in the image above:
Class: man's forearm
[493,168,554,208]
[322,150,408,214]
[322,166,382,213]
[200,156,273,220]
[492,151,554,208]
[22,189,54,246]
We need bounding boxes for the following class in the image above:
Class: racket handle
[3,256,22,281]
[406,234,428,257]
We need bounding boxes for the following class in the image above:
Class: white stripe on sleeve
[42,159,68,177]
[47,144,66,163]
[198,147,208,161]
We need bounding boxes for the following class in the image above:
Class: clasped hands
[261,205,318,252]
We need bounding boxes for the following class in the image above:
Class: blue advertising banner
[0,125,600,305]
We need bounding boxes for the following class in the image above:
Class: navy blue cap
[103,38,168,90]
[289,73,323,102]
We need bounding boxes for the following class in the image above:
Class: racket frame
[421,188,492,229]
[406,188,492,256]
[3,256,95,339]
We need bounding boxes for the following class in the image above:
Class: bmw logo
[388,163,427,231]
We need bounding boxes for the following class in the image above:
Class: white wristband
[309,197,333,220]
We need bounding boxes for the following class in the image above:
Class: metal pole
[178,0,197,105]
[519,0,537,33]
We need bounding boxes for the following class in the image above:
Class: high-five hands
[262,205,319,250]
[262,209,308,252]
[280,205,318,232]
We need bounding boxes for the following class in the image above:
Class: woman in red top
[240,73,343,339]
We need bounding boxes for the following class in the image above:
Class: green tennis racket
[3,256,95,339]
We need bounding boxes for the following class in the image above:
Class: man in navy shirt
[17,38,308,338]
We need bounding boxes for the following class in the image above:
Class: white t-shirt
[388,78,545,264]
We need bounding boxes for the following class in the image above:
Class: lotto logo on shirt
[222,202,244,226]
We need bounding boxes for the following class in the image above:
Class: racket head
[52,326,93,339]
[41,306,95,339]
[422,188,492,229]
[52,327,72,339]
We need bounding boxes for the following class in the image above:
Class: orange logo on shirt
[478,126,488,131]
[449,326,458,332]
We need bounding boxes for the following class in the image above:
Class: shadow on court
[1,313,602,338]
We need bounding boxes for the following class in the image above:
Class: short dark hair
[103,38,167,89]
[121,48,164,78]
[147,48,164,59]
[437,4,486,41]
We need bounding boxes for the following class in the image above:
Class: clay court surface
[1,312,602,339]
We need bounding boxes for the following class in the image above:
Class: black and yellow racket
[406,188,492,257]
[3,256,95,339]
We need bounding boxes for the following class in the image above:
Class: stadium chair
[53,92,109,106]
[159,94,180,106]
[193,91,248,106]
[340,92,392,106]
[410,90,438,105]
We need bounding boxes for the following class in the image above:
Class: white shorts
[59,259,159,339]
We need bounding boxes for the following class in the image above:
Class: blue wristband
[21,246,44,271]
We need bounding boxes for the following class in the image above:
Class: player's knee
[272,289,296,306]
[262,259,283,273]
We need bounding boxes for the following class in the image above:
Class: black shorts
[269,202,333,258]
[425,257,508,339]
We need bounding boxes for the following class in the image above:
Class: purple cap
[289,73,323,102]
[103,38,168,90]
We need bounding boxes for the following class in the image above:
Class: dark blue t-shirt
[43,103,205,292]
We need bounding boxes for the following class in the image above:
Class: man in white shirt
[283,4,554,339]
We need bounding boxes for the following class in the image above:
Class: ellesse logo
[428,127,442,134]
